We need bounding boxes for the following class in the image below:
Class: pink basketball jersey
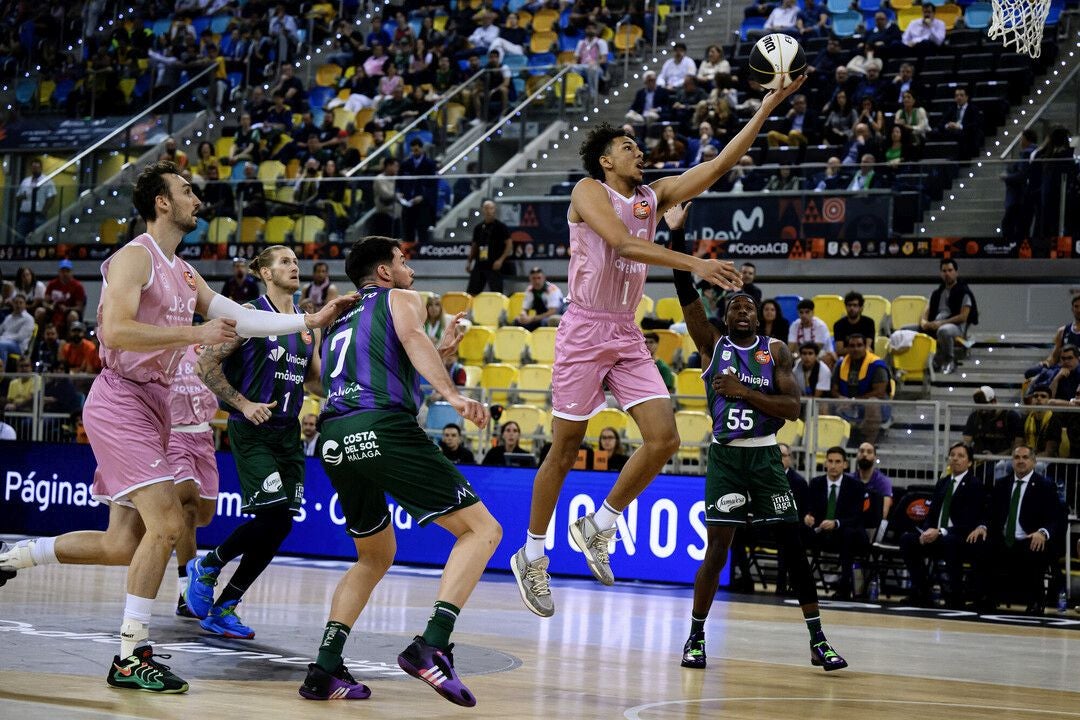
[566,182,657,313]
[97,233,198,386]
[169,345,218,426]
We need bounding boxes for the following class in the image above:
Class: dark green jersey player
[189,247,326,640]
[298,236,502,707]
[665,202,848,673]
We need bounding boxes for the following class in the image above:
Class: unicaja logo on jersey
[268,346,286,362]
[322,440,343,465]
[716,493,747,513]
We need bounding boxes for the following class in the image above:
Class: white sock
[120,594,154,657]
[524,532,546,562]
[593,501,620,531]
[30,537,58,566]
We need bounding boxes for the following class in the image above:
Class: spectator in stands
[197,164,236,219]
[465,11,500,56]
[45,260,86,330]
[861,11,903,58]
[192,141,220,182]
[937,86,983,161]
[596,427,630,472]
[738,264,763,303]
[235,161,269,217]
[647,125,687,169]
[13,267,45,314]
[372,85,411,130]
[884,125,913,169]
[765,165,804,191]
[801,0,831,37]
[397,138,438,244]
[767,94,819,148]
[888,63,924,111]
[841,123,880,167]
[901,3,946,51]
[363,40,390,77]
[1023,384,1056,455]
[1033,126,1079,242]
[1047,344,1080,405]
[31,323,61,372]
[657,42,696,89]
[59,321,100,374]
[6,356,39,418]
[764,0,803,35]
[901,442,987,609]
[0,294,33,367]
[822,89,857,146]
[221,256,261,304]
[804,446,868,599]
[488,13,527,61]
[963,385,1023,461]
[299,413,320,457]
[570,22,608,101]
[300,262,340,313]
[717,154,765,193]
[374,61,404,105]
[696,44,733,91]
[789,298,836,365]
[15,158,57,243]
[693,95,737,144]
[423,295,453,344]
[626,70,670,124]
[759,299,790,341]
[160,136,190,170]
[229,113,263,165]
[643,332,677,392]
[913,258,979,375]
[264,91,295,141]
[855,441,894,520]
[513,267,564,331]
[972,445,1060,615]
[831,334,889,444]
[476,49,512,120]
[1001,129,1039,244]
[466,199,514,295]
[833,291,875,358]
[314,159,349,239]
[270,61,305,111]
[893,90,929,147]
[1031,295,1080,376]
[794,342,832,398]
[845,153,879,191]
[370,156,400,237]
[855,97,885,140]
[806,36,849,92]
[268,3,300,62]
[670,75,708,132]
[684,122,722,167]
[484,422,533,467]
[440,423,476,464]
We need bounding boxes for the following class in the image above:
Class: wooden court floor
[1,558,1079,720]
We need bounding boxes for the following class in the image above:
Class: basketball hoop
[987,0,1051,58]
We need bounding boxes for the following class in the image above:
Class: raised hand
[695,258,742,291]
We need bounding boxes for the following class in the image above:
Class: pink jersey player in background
[511,76,807,617]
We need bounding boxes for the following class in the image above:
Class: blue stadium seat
[831,10,862,36]
[192,16,212,36]
[210,14,232,34]
[857,0,882,10]
[963,4,991,29]
[152,18,172,37]
[227,71,244,90]
[559,34,579,52]
[52,79,75,106]
[406,130,434,148]
[503,53,528,71]
[308,86,336,110]
[739,16,766,40]
[775,294,803,322]
[426,402,464,431]
[1046,0,1065,23]
[15,78,36,108]
[528,53,556,75]
[827,0,852,13]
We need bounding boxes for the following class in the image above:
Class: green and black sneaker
[680,632,706,669]
[810,638,849,671]
[107,646,189,693]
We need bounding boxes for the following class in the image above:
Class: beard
[856,458,874,471]
[172,206,198,233]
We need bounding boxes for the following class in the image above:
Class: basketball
[747,33,807,91]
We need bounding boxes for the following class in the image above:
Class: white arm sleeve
[207,294,308,337]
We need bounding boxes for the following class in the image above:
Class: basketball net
[987,0,1050,58]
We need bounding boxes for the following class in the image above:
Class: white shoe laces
[587,527,617,565]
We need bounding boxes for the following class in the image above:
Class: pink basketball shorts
[84,369,174,506]
[168,428,219,499]
[550,304,670,421]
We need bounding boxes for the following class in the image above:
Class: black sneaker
[680,632,706,669]
[0,568,14,587]
[810,639,848,671]
[175,593,198,619]
[106,646,189,693]
[298,663,371,700]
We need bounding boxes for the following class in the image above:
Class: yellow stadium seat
[332,106,354,130]
[459,326,494,365]
[443,102,466,135]
[348,131,375,156]
[891,0,913,7]
[586,408,631,442]
[215,136,234,158]
[516,10,532,28]
[481,363,519,405]
[501,403,546,450]
[675,368,707,410]
[517,363,553,407]
[493,326,532,364]
[862,294,891,334]
[892,332,937,383]
[896,6,922,30]
[472,292,509,326]
[316,63,343,87]
[264,215,295,244]
[530,30,558,54]
[99,218,127,245]
[207,216,237,244]
[531,8,559,31]
[276,185,296,204]
[433,14,448,31]
[530,327,558,364]
[811,294,845,331]
[96,152,127,181]
[441,291,473,316]
[636,295,654,325]
[258,160,285,194]
[355,107,375,130]
[463,365,483,387]
[38,79,55,108]
[285,157,301,179]
[655,297,684,323]
[119,78,136,104]
[295,215,326,244]
[775,417,804,448]
[561,71,585,105]
[680,332,698,362]
[891,295,928,330]
[814,415,851,465]
[557,50,577,66]
[238,216,265,243]
[613,24,643,54]
[674,410,712,465]
[651,329,681,365]
[936,2,962,29]
[507,292,526,323]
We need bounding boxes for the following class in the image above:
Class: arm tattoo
[196,336,248,407]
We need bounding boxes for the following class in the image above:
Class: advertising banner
[0,442,723,585]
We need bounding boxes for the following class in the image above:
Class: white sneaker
[569,513,616,586]
[0,540,36,571]
[510,548,554,617]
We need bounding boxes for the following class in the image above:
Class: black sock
[212,508,293,606]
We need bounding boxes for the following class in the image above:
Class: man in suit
[900,442,988,608]
[938,87,984,161]
[861,11,903,59]
[970,445,1061,615]
[766,94,821,148]
[804,446,868,599]
[1001,128,1038,243]
[397,138,438,245]
[625,71,671,125]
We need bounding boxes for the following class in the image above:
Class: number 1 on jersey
[621,280,629,306]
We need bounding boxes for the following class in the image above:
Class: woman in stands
[648,125,687,169]
[696,45,731,91]
[856,96,885,140]
[193,141,220,182]
[596,427,630,472]
[893,90,929,147]
[759,299,791,342]
[424,295,452,343]
[822,90,857,146]
[482,421,531,466]
[884,125,913,169]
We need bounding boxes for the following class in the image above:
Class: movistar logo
[732,207,764,233]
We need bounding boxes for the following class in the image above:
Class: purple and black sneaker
[397,635,476,707]
[298,662,371,700]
